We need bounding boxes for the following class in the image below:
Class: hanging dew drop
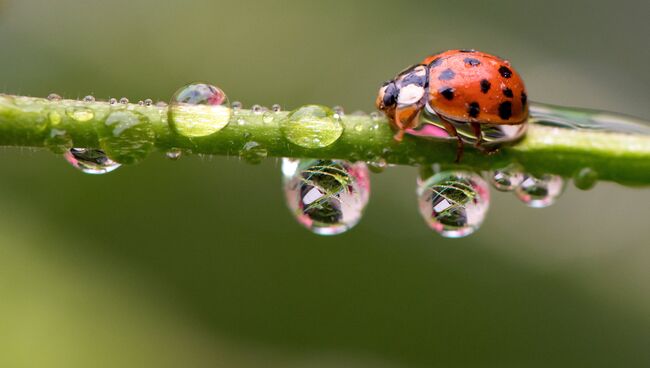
[166,148,182,160]
[573,167,598,190]
[417,171,490,238]
[239,141,268,165]
[64,148,121,174]
[282,159,370,235]
[514,174,565,208]
[97,110,155,164]
[169,83,231,137]
[44,129,73,154]
[490,164,525,192]
[282,105,344,149]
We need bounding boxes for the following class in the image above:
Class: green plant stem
[0,94,649,186]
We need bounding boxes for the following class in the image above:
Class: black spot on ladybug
[499,66,513,78]
[468,102,480,118]
[521,92,528,106]
[401,71,427,87]
[498,101,512,120]
[459,49,476,53]
[438,68,456,81]
[439,87,455,100]
[502,88,514,98]
[428,57,443,67]
[464,57,481,66]
[382,82,398,107]
[480,79,491,93]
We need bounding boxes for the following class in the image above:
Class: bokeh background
[1,0,649,367]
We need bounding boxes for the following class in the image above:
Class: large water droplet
[417,171,490,238]
[64,148,121,174]
[490,164,525,192]
[515,174,565,208]
[239,141,268,165]
[98,110,155,164]
[282,159,370,235]
[169,83,231,137]
[573,167,598,190]
[282,105,344,149]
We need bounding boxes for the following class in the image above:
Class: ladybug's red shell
[423,50,528,125]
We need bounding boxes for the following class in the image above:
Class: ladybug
[376,49,528,161]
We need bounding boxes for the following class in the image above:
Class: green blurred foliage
[0,0,649,367]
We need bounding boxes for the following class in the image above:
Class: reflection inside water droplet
[64,148,121,174]
[417,171,490,238]
[169,83,231,137]
[514,173,565,208]
[282,159,370,235]
[282,105,344,149]
[166,148,182,160]
[98,110,155,164]
[490,164,525,192]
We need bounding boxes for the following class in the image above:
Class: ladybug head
[376,81,398,117]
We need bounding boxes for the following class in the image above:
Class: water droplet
[119,97,129,104]
[169,83,231,137]
[333,106,345,116]
[44,129,73,154]
[232,101,242,110]
[166,148,182,160]
[272,104,282,112]
[47,93,62,101]
[515,174,565,208]
[573,167,598,190]
[490,164,525,192]
[109,98,118,105]
[282,105,344,149]
[137,100,145,106]
[144,99,153,106]
[83,95,95,103]
[366,158,387,173]
[417,171,490,238]
[97,110,155,164]
[370,111,381,121]
[251,104,263,114]
[239,141,268,165]
[262,111,274,123]
[64,148,121,174]
[66,108,94,122]
[283,159,370,235]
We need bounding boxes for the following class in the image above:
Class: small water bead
[251,104,263,114]
[83,95,95,103]
[417,171,490,238]
[333,106,345,116]
[119,97,129,104]
[64,148,121,174]
[239,141,268,165]
[165,148,182,160]
[262,111,274,123]
[282,105,344,149]
[44,129,73,154]
[232,101,242,110]
[137,100,145,106]
[370,111,381,121]
[573,167,598,190]
[282,159,370,235]
[144,99,153,106]
[169,83,231,137]
[514,174,565,208]
[272,104,282,112]
[47,93,62,101]
[109,98,118,105]
[490,164,525,192]
[98,110,155,164]
[366,158,387,173]
[66,108,94,122]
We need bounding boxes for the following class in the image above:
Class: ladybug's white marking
[398,84,425,105]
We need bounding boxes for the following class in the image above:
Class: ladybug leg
[471,122,483,148]
[393,104,422,142]
[439,116,464,163]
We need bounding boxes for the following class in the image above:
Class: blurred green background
[1,0,649,367]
